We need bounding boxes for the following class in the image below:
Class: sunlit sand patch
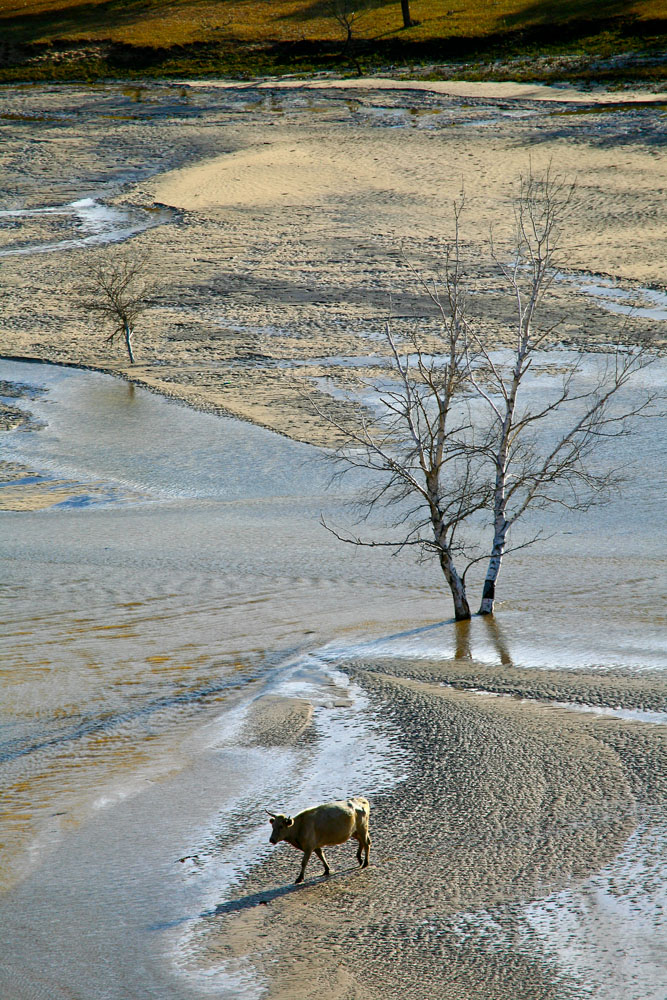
[150,137,406,211]
[0,478,137,511]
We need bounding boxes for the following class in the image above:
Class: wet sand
[0,365,664,999]
[1,78,665,449]
[180,661,666,1000]
[0,78,666,999]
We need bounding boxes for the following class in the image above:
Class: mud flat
[1,78,665,446]
[0,355,664,999]
[174,659,666,1000]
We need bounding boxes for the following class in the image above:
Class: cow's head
[266,810,293,845]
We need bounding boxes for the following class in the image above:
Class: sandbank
[188,74,667,105]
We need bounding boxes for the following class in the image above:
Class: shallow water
[0,357,665,994]
[556,270,667,322]
[0,344,664,968]
[0,362,664,992]
[0,197,173,256]
[1,74,665,998]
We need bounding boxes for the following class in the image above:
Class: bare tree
[320,171,658,619]
[78,248,155,364]
[469,169,656,613]
[327,0,368,73]
[319,199,488,621]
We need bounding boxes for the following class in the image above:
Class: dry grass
[0,0,663,48]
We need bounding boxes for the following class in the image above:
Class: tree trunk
[400,0,413,28]
[439,550,471,620]
[478,529,506,615]
[339,22,352,54]
[124,321,135,364]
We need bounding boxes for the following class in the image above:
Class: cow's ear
[286,816,294,827]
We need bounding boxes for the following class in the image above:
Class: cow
[266,797,371,884]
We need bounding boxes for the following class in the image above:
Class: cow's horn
[265,808,276,817]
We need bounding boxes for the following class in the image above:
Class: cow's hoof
[323,870,331,879]
[295,875,304,884]
[362,860,369,868]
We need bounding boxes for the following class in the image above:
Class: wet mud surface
[186,662,665,999]
[1,80,665,448]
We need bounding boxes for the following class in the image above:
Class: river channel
[0,349,665,998]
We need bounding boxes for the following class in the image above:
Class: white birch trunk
[124,321,135,364]
[478,528,506,615]
[479,346,522,614]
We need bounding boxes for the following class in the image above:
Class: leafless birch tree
[321,170,657,619]
[320,200,489,621]
[78,248,155,364]
[470,170,656,613]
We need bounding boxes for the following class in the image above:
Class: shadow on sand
[212,865,358,917]
[148,867,359,933]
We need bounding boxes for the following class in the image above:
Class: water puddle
[556,271,667,321]
[523,822,666,1000]
[462,688,667,726]
[354,103,539,130]
[441,818,666,1000]
[0,197,174,256]
[552,101,667,117]
[0,470,146,510]
[0,358,330,504]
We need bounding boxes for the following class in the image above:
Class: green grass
[0,1,665,84]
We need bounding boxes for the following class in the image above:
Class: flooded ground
[0,355,665,999]
[0,79,665,999]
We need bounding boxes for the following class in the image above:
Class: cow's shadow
[212,866,358,917]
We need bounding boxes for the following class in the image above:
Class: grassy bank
[0,0,665,85]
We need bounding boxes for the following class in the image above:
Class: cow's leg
[314,847,331,877]
[354,830,371,867]
[362,833,371,868]
[295,849,311,884]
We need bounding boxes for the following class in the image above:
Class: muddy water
[0,354,665,997]
[0,358,424,999]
